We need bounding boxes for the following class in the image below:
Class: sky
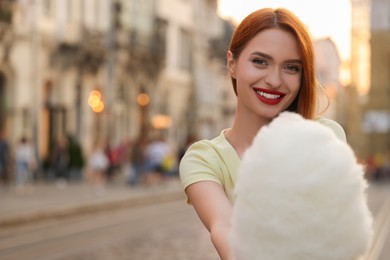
[217,0,351,62]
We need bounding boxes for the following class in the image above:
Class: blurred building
[0,0,234,169]
[362,0,390,158]
[348,0,390,160]
[347,0,372,160]
[154,0,234,146]
[0,0,13,138]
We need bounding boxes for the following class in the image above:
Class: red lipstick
[254,88,285,105]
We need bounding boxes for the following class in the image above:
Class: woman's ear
[227,51,236,79]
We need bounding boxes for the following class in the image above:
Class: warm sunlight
[218,0,351,62]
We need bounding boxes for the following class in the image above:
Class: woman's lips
[254,88,285,105]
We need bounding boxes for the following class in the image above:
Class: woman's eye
[252,59,267,66]
[285,64,301,73]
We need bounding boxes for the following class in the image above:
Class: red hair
[229,8,317,119]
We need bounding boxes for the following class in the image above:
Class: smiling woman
[179,7,347,260]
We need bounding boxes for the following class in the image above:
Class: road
[365,182,390,260]
[0,200,219,260]
[0,182,388,260]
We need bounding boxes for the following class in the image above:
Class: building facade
[363,0,390,158]
[0,0,233,172]
[348,0,372,159]
[346,0,390,160]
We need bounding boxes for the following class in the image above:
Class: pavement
[0,176,185,227]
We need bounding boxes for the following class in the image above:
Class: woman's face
[228,28,302,121]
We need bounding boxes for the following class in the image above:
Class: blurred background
[0,0,388,180]
[0,0,389,259]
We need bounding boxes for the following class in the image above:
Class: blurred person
[161,152,178,178]
[179,8,348,259]
[127,138,146,186]
[366,152,387,181]
[116,139,131,182]
[14,136,36,194]
[373,152,386,181]
[87,141,109,197]
[51,135,70,189]
[144,135,171,185]
[67,134,85,181]
[365,154,378,181]
[383,150,390,180]
[375,151,390,181]
[0,132,10,188]
[104,142,122,182]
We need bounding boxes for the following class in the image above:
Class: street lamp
[136,93,150,106]
[88,90,104,113]
[137,90,150,141]
[151,114,172,129]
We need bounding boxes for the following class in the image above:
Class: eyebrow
[251,51,302,64]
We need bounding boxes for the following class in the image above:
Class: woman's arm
[186,181,233,260]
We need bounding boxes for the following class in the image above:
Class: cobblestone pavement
[0,200,219,260]
[58,220,219,260]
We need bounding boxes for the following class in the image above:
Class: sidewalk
[0,177,185,227]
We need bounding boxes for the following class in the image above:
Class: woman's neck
[225,112,271,158]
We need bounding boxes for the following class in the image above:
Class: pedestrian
[105,142,122,182]
[179,8,347,260]
[127,138,146,186]
[67,134,85,181]
[144,135,171,185]
[0,132,10,188]
[51,135,70,189]
[14,136,36,194]
[87,141,109,197]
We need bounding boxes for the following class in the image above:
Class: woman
[179,8,346,259]
[15,136,36,194]
[87,141,109,196]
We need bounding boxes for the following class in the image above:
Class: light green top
[179,117,346,203]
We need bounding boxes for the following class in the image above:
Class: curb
[0,189,185,228]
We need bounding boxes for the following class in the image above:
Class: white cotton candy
[230,112,373,260]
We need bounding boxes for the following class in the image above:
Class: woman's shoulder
[184,131,229,158]
[315,116,347,142]
[180,129,240,168]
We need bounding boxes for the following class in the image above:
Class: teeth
[257,91,280,99]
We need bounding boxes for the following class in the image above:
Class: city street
[0,200,219,260]
[365,182,390,260]
[0,182,388,260]
[0,2,388,259]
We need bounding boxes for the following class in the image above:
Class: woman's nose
[264,67,282,88]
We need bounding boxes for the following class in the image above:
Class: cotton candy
[230,112,373,260]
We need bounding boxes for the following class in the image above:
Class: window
[179,28,192,71]
[152,18,167,57]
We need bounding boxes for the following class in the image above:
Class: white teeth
[257,91,280,99]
